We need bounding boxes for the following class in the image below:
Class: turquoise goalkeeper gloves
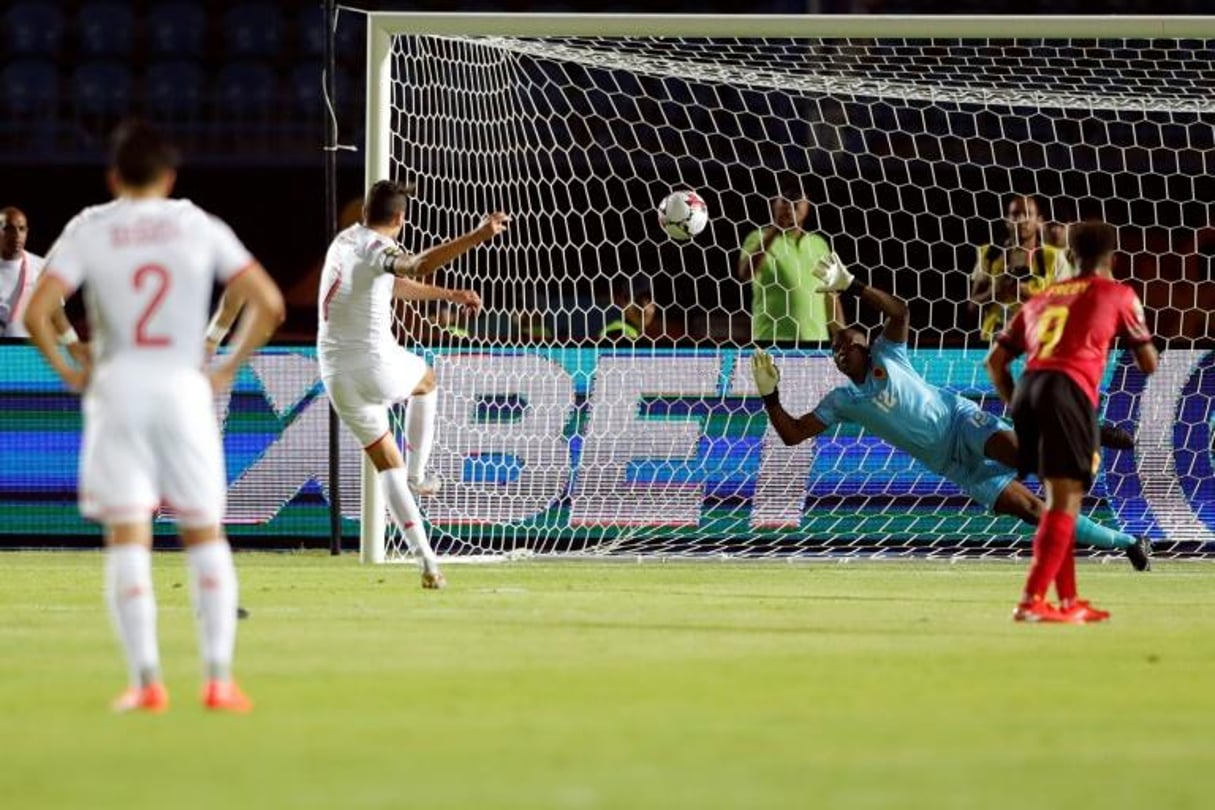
[812,252,856,293]
[751,349,780,397]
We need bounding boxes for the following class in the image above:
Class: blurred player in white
[2,207,88,363]
[319,180,505,589]
[23,122,285,714]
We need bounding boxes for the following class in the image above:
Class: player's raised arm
[388,212,509,280]
[208,263,284,391]
[751,350,828,446]
[812,253,909,343]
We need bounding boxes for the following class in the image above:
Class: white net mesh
[375,34,1215,560]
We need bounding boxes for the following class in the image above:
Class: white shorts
[322,347,428,447]
[79,365,225,528]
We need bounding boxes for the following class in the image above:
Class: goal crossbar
[362,12,1215,39]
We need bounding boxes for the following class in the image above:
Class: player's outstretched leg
[381,468,445,588]
[105,524,168,713]
[992,477,1149,572]
[181,527,252,713]
[405,373,440,496]
[1074,516,1151,571]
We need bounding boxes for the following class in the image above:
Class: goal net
[359,15,1215,562]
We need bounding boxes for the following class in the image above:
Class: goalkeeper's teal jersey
[812,336,965,475]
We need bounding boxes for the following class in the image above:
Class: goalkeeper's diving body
[751,255,1151,570]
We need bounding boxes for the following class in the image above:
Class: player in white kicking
[319,180,504,588]
[23,122,285,714]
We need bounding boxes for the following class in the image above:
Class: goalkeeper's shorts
[940,398,1016,511]
[321,347,428,448]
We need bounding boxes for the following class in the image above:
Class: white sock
[380,467,439,572]
[405,390,437,481]
[186,539,238,683]
[105,544,160,688]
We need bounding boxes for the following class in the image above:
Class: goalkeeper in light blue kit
[752,254,1151,570]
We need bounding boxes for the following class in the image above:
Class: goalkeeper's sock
[186,539,238,683]
[380,467,440,572]
[405,390,437,482]
[105,544,161,689]
[1074,515,1133,550]
[1022,509,1075,603]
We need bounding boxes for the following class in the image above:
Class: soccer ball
[658,189,709,241]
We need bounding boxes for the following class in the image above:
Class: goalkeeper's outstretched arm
[854,282,909,344]
[751,350,828,446]
[812,254,908,342]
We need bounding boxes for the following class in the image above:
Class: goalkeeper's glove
[751,349,781,398]
[812,252,857,294]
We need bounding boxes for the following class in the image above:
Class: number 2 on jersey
[133,264,171,347]
[1034,306,1070,359]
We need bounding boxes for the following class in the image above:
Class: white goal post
[358,12,1215,564]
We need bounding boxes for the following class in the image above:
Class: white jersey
[44,198,253,375]
[0,250,45,337]
[317,223,406,375]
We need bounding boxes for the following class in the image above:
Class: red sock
[1022,510,1077,603]
[1055,531,1078,606]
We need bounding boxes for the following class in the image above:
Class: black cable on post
[324,0,342,556]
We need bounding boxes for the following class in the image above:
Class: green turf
[2,552,1213,810]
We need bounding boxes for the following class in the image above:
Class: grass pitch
[2,552,1213,810]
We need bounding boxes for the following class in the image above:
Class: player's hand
[60,364,90,394]
[449,289,482,317]
[207,363,238,396]
[751,349,781,397]
[811,252,856,293]
[478,212,510,239]
[66,340,91,369]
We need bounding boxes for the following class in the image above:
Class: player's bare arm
[205,291,244,358]
[388,212,509,279]
[49,304,89,368]
[208,263,285,392]
[392,278,482,315]
[856,283,909,344]
[984,341,1019,406]
[23,275,88,391]
[1132,341,1158,375]
[751,349,828,446]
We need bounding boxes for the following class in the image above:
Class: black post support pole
[324,0,342,556]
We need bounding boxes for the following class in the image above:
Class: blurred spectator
[512,308,553,344]
[434,301,473,340]
[1044,220,1070,250]
[0,207,43,337]
[599,278,655,342]
[736,185,832,343]
[969,194,1072,341]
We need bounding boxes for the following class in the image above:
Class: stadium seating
[148,2,207,57]
[1,60,58,119]
[224,4,286,59]
[71,62,134,119]
[77,2,135,58]
[146,61,205,118]
[3,3,65,56]
[217,62,276,118]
